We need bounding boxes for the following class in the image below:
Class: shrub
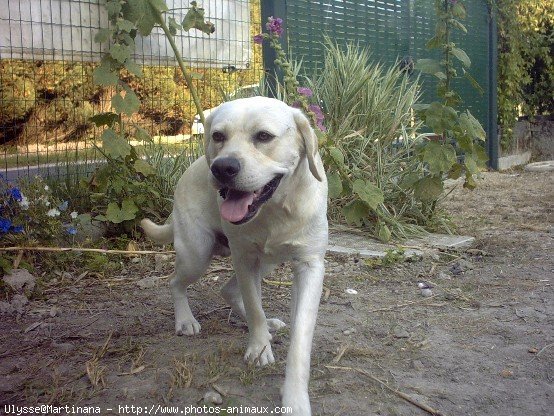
[308,40,440,240]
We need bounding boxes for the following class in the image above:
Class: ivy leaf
[352,179,384,210]
[451,47,471,67]
[448,163,463,180]
[134,125,153,142]
[328,146,345,167]
[148,0,169,13]
[463,171,477,190]
[124,60,143,77]
[110,43,131,63]
[415,59,442,76]
[134,160,155,176]
[102,129,132,159]
[425,102,458,134]
[106,0,122,19]
[122,0,157,37]
[327,171,343,199]
[89,112,119,127]
[399,172,421,189]
[426,36,442,49]
[106,199,139,224]
[463,70,484,95]
[182,2,215,35]
[459,110,486,141]
[422,141,457,174]
[93,61,118,86]
[342,200,370,227]
[168,17,180,36]
[452,2,467,19]
[450,19,467,34]
[111,86,140,116]
[413,176,444,202]
[377,221,391,242]
[94,28,111,43]
[116,19,135,32]
[464,155,479,174]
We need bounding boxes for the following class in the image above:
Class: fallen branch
[263,278,292,287]
[367,295,437,313]
[0,246,175,255]
[325,365,445,416]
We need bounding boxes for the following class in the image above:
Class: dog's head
[203,96,324,225]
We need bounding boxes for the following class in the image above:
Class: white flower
[44,185,49,191]
[19,196,30,210]
[45,201,50,206]
[70,211,78,219]
[47,208,60,217]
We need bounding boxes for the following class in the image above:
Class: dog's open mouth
[218,175,283,225]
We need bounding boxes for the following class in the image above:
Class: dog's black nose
[211,157,241,183]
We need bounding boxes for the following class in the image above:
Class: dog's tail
[141,217,173,245]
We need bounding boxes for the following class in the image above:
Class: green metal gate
[261,0,498,167]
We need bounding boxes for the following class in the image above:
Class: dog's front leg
[281,257,324,416]
[233,255,275,366]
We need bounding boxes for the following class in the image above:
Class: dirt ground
[1,169,552,415]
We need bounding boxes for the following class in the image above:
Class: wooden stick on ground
[325,365,445,416]
[0,246,175,255]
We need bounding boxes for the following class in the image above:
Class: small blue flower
[66,226,77,235]
[9,187,23,202]
[58,200,69,211]
[0,217,11,233]
[11,225,24,233]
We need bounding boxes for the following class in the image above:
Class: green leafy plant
[311,41,453,240]
[257,21,452,241]
[414,0,488,193]
[496,0,553,151]
[90,0,214,230]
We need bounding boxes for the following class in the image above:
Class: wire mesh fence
[0,0,263,182]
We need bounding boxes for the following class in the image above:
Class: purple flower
[9,187,22,202]
[66,226,77,235]
[253,34,264,44]
[266,16,284,37]
[309,104,326,132]
[291,101,302,109]
[297,87,313,97]
[0,217,11,233]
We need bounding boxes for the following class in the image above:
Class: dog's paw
[267,318,286,332]
[175,318,201,336]
[244,341,274,366]
[281,388,311,415]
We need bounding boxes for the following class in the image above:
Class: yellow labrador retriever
[142,96,328,414]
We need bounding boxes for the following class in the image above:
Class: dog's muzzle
[218,175,283,225]
[211,157,241,185]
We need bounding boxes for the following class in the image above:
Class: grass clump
[307,40,453,240]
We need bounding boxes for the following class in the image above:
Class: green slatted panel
[287,0,406,71]
[283,0,490,132]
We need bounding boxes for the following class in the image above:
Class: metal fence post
[260,0,288,97]
[487,3,499,170]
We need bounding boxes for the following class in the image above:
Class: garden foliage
[496,0,553,150]
[413,0,488,191]
[90,0,215,230]
[0,175,82,246]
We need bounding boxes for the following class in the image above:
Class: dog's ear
[293,109,324,182]
[202,110,215,158]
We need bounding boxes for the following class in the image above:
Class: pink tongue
[220,190,255,223]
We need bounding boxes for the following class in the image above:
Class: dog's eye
[212,131,226,142]
[255,131,275,142]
